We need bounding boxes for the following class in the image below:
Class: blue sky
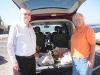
[0,0,100,25]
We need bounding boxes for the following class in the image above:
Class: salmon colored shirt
[71,25,96,58]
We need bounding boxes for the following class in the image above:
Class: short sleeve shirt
[71,25,96,58]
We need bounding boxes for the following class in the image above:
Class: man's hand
[87,60,94,67]
[12,62,19,71]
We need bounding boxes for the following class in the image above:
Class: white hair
[20,7,31,14]
[72,13,84,22]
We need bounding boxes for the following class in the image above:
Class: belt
[16,54,34,58]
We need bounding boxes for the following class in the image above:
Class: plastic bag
[60,51,72,65]
[37,53,54,66]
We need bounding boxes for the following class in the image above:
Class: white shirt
[7,21,36,63]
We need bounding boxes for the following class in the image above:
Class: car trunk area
[31,20,74,75]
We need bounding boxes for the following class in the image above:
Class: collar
[20,21,31,28]
[76,24,86,31]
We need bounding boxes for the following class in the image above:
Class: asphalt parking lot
[0,34,13,75]
[0,34,100,75]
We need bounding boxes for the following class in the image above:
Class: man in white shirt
[7,7,36,75]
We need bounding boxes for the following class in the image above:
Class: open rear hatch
[12,0,86,21]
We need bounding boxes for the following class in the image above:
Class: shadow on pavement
[0,56,8,65]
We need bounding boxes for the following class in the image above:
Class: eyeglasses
[23,13,31,16]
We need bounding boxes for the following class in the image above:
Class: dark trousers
[16,55,36,75]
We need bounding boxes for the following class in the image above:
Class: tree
[0,16,5,34]
[0,16,4,25]
[0,17,1,25]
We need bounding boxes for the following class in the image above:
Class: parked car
[92,26,100,44]
[12,0,86,75]
[88,24,100,28]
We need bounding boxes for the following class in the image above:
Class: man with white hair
[7,7,36,75]
[71,13,96,75]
